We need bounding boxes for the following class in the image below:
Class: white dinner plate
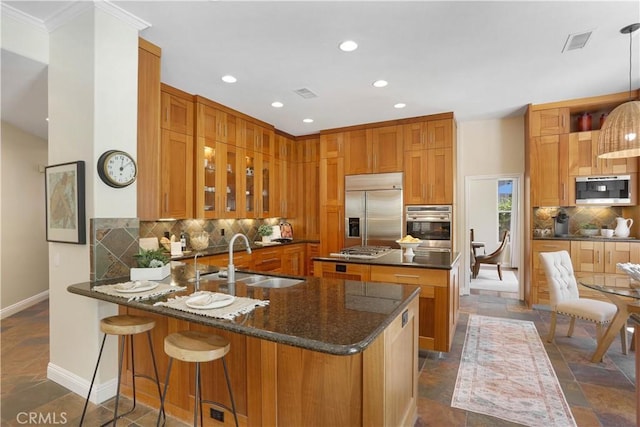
[114,281,159,293]
[186,293,235,310]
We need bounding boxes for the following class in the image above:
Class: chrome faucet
[193,253,201,290]
[228,233,252,283]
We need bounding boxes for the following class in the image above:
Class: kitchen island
[67,266,420,426]
[313,249,461,352]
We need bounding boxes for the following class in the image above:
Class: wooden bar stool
[80,314,164,426]
[158,330,238,427]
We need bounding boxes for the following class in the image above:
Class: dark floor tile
[0,380,70,422]
[569,362,635,391]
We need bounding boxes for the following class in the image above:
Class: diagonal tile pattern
[1,291,637,426]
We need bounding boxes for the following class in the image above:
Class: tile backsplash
[90,217,281,282]
[90,218,139,282]
[533,206,622,235]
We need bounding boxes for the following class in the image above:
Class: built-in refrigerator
[344,172,403,248]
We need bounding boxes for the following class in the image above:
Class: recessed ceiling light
[394,103,406,109]
[303,118,314,123]
[221,75,237,83]
[339,40,358,52]
[372,80,388,88]
[271,101,284,108]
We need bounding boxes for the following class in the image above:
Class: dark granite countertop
[313,249,461,270]
[533,236,640,242]
[67,263,419,356]
[170,239,319,261]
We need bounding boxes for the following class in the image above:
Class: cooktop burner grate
[330,245,392,259]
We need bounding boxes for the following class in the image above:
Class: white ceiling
[2,1,640,140]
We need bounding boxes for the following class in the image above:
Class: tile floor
[1,290,637,426]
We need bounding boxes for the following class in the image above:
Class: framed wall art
[45,161,86,244]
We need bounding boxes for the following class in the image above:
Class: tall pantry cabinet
[137,39,194,220]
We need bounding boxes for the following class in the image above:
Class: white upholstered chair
[539,250,627,352]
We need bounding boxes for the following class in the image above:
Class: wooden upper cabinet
[426,147,453,204]
[320,132,344,158]
[320,157,344,207]
[259,126,274,155]
[569,131,637,176]
[403,122,424,151]
[161,87,194,135]
[161,130,193,218]
[426,119,452,150]
[403,119,452,151]
[531,134,571,207]
[529,108,570,137]
[344,126,402,174]
[371,125,403,172]
[404,150,427,204]
[344,129,371,174]
[137,39,162,220]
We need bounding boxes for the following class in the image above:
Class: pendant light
[597,23,640,159]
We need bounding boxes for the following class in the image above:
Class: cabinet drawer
[370,265,447,299]
[253,248,282,272]
[314,262,370,281]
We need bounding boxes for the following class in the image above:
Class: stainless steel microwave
[575,175,632,205]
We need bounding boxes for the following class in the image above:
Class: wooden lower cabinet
[313,261,371,281]
[369,264,459,352]
[119,297,418,427]
[282,245,304,276]
[532,239,640,305]
[531,240,571,305]
[314,259,460,352]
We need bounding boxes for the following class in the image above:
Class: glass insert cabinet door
[261,155,271,217]
[225,145,237,216]
[245,150,257,218]
[203,144,216,217]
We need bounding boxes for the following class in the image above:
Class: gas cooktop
[330,245,392,259]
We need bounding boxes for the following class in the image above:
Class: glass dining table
[579,275,640,363]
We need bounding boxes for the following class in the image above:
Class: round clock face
[97,150,137,188]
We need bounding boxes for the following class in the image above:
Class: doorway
[464,174,522,298]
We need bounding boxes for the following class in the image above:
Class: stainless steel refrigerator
[344,172,403,248]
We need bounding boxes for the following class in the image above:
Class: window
[498,180,513,241]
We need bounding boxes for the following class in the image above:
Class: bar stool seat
[80,314,163,426]
[159,331,238,427]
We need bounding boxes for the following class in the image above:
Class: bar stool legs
[79,315,164,426]
[158,331,239,427]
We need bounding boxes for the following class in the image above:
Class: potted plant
[258,224,273,243]
[131,248,171,280]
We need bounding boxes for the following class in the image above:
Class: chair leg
[497,264,503,281]
[157,358,173,427]
[80,334,108,426]
[595,323,603,344]
[620,325,628,355]
[147,331,165,422]
[222,357,239,427]
[547,312,557,343]
[567,317,576,337]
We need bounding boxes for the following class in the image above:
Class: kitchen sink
[239,275,304,288]
[197,271,304,288]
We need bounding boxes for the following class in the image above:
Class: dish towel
[154,292,269,320]
[92,282,187,302]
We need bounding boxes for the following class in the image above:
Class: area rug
[470,266,518,293]
[451,315,576,427]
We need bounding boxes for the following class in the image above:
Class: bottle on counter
[180,232,187,251]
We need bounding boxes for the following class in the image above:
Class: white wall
[46,6,139,402]
[0,122,49,312]
[457,117,525,293]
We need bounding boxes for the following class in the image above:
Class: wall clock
[97,150,137,188]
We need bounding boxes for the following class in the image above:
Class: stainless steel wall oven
[405,205,452,251]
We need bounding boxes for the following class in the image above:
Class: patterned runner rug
[451,315,576,426]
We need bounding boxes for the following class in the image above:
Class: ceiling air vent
[562,30,593,52]
[294,88,318,99]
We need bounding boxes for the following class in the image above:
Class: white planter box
[130,263,170,281]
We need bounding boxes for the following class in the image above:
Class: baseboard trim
[1,290,49,319]
[47,362,117,404]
